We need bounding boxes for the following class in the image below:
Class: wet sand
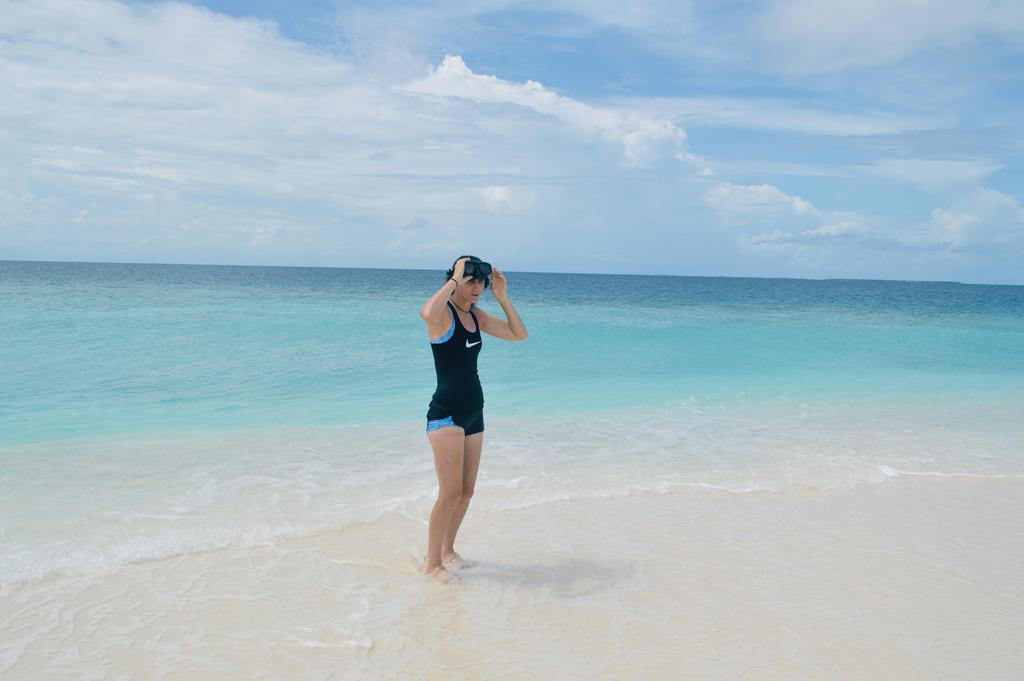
[3,475,1022,680]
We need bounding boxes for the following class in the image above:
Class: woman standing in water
[419,256,529,583]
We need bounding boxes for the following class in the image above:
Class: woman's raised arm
[420,257,468,322]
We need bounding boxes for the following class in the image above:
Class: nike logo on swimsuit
[466,340,481,348]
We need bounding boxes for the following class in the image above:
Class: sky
[2,0,1023,283]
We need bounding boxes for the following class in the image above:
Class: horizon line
[2,258,1021,287]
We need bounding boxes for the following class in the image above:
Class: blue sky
[2,0,1023,283]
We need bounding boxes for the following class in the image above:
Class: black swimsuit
[426,301,484,435]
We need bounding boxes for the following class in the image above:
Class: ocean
[2,260,1023,679]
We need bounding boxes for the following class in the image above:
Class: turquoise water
[3,260,1023,444]
[2,260,1023,584]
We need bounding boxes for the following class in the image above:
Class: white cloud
[480,185,510,210]
[752,0,1024,75]
[337,0,1024,83]
[2,3,597,261]
[743,216,877,248]
[705,182,815,223]
[705,160,846,179]
[32,159,81,172]
[926,188,1024,250]
[403,55,686,166]
[625,96,949,136]
[2,2,695,257]
[739,188,1024,260]
[335,1,713,73]
[706,183,888,258]
[859,158,1003,194]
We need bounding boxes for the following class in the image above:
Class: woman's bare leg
[443,431,482,568]
[425,426,465,582]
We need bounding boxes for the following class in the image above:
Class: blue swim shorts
[425,410,484,436]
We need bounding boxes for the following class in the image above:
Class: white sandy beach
[3,474,1021,680]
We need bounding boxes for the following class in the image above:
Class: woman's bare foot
[442,551,475,570]
[424,565,458,584]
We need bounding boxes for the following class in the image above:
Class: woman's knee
[460,487,474,503]
[437,487,463,508]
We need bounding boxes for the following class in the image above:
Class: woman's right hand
[452,257,472,284]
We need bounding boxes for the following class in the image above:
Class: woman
[419,255,529,583]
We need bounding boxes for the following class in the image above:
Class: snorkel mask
[447,256,492,288]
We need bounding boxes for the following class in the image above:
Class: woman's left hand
[491,267,508,299]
